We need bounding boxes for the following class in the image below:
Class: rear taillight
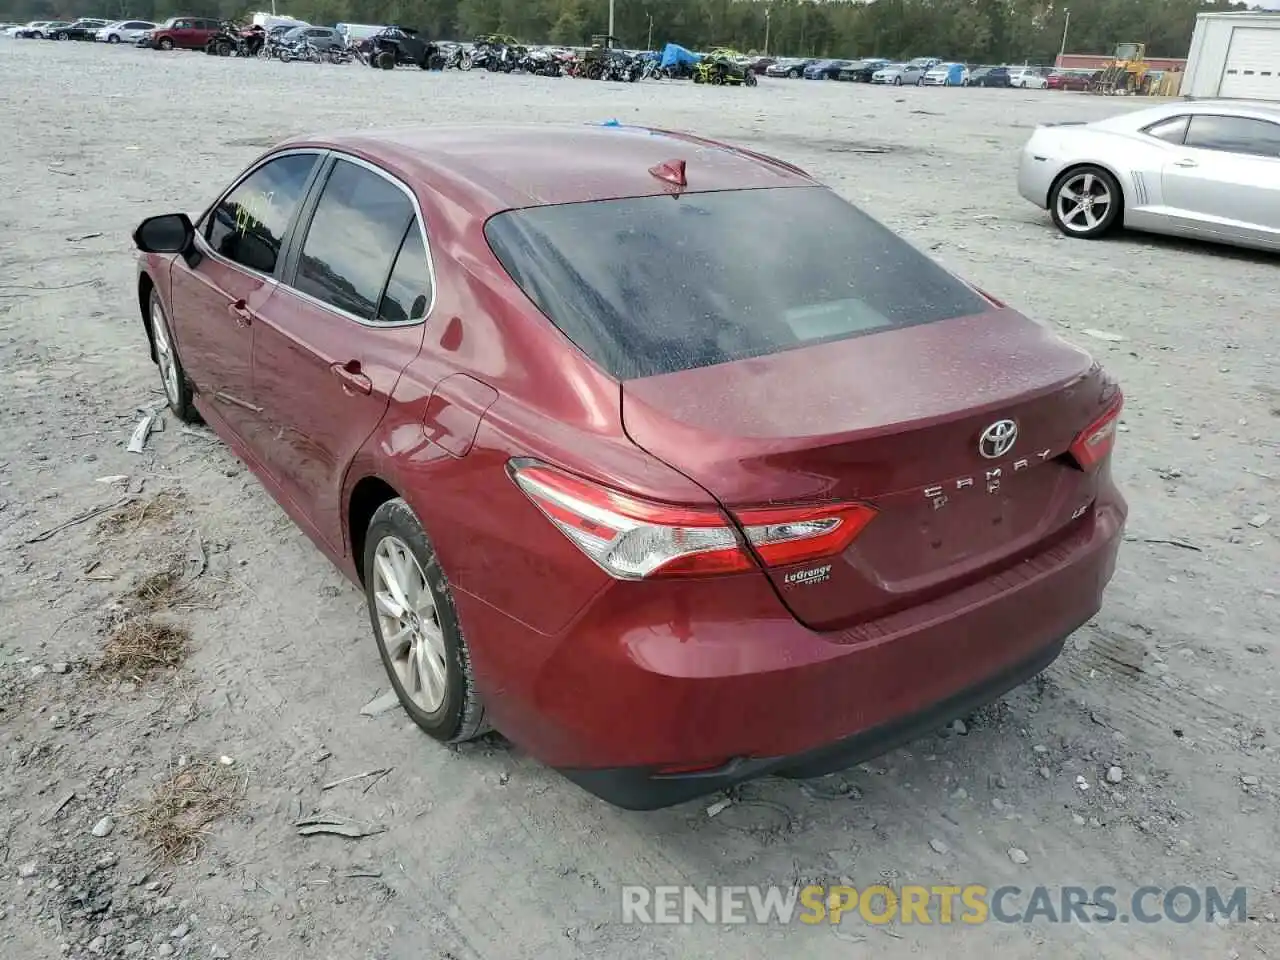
[1069,392,1124,470]
[509,461,876,580]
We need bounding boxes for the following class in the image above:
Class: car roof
[281,124,819,214]
[1093,99,1280,132]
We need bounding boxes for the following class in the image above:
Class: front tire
[375,50,395,70]
[893,76,902,85]
[364,499,488,743]
[107,34,120,43]
[788,68,800,78]
[1049,166,1122,240]
[148,290,198,423]
[157,37,173,50]
[745,71,757,87]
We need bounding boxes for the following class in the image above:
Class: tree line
[2,0,1252,62]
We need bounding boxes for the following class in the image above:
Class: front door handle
[331,360,372,396]
[228,298,253,327]
[1172,158,1198,168]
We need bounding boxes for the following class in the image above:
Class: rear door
[251,156,432,552]
[1161,114,1280,247]
[170,150,321,442]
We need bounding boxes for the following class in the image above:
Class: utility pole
[647,14,653,52]
[608,0,615,47]
[764,6,770,56]
[1058,8,1070,61]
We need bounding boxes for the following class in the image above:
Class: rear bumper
[456,487,1125,808]
[564,629,1070,809]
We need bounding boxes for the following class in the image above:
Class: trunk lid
[622,309,1110,631]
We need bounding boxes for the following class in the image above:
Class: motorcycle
[518,48,562,76]
[278,38,322,63]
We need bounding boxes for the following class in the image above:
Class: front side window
[205,153,318,275]
[293,160,415,320]
[1144,115,1189,144]
[1184,115,1280,158]
[486,186,989,380]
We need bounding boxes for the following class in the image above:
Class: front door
[167,151,321,442]
[1161,113,1280,247]
[251,157,433,553]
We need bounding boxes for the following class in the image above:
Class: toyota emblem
[978,419,1018,459]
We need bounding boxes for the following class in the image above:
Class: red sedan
[133,125,1126,809]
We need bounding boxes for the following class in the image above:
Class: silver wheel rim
[372,536,448,713]
[151,302,181,406]
[1056,172,1112,234]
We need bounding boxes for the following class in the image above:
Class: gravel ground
[1,39,1278,960]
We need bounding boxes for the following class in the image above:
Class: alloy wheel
[151,300,181,406]
[372,536,449,713]
[1055,171,1113,234]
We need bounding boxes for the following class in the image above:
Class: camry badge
[978,419,1018,460]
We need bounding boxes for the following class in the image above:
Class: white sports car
[1017,100,1280,253]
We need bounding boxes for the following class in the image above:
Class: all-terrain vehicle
[692,49,758,86]
[365,25,442,70]
[580,35,641,81]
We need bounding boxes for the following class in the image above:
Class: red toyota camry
[133,124,1126,809]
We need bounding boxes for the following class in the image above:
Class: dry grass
[130,560,191,613]
[99,618,189,677]
[97,490,186,537]
[133,759,241,863]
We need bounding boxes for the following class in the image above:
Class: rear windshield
[484,186,988,380]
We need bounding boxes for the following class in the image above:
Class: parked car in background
[132,123,1126,810]
[17,20,67,38]
[51,18,108,40]
[747,56,776,75]
[1018,100,1280,252]
[923,62,968,86]
[804,58,854,80]
[279,24,345,52]
[765,57,815,78]
[148,16,222,50]
[98,20,156,44]
[1047,69,1099,91]
[837,58,888,82]
[872,62,927,85]
[908,56,941,70]
[1009,67,1049,89]
[966,65,1011,87]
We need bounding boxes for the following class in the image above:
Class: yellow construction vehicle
[1091,42,1151,95]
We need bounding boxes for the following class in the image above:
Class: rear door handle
[1172,158,1198,168]
[228,298,253,327]
[331,359,373,396]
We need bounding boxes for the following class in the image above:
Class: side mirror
[133,213,194,255]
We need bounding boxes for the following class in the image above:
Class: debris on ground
[133,759,241,862]
[295,815,386,839]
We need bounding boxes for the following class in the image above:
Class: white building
[1180,11,1280,101]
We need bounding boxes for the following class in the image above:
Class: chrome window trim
[192,146,326,286]
[281,151,438,331]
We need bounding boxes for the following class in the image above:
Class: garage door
[1218,27,1280,100]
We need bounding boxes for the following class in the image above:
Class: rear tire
[364,498,489,744]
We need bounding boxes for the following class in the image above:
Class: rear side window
[485,186,989,380]
[205,152,317,275]
[293,160,414,320]
[1184,115,1280,158]
[376,225,433,324]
